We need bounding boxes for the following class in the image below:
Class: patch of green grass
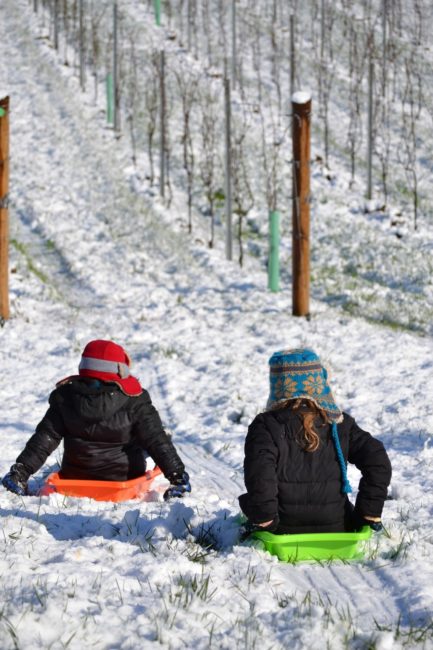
[374,616,433,648]
[10,238,49,285]
[394,180,414,201]
[363,313,426,335]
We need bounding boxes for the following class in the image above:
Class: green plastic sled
[252,526,372,563]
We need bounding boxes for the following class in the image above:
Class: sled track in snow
[146,358,245,499]
[5,1,191,315]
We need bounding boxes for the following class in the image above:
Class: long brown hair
[270,398,328,452]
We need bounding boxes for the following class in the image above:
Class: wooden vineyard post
[0,96,10,321]
[106,73,114,125]
[367,58,374,201]
[224,75,232,261]
[231,0,237,89]
[113,2,120,132]
[79,0,85,91]
[53,0,59,51]
[159,50,166,199]
[292,92,311,317]
[289,14,295,100]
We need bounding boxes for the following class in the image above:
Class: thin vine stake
[0,96,10,321]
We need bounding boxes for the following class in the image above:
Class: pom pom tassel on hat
[331,422,352,494]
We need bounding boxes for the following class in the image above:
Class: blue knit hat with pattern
[267,348,352,494]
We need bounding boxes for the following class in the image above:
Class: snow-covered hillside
[0,2,432,649]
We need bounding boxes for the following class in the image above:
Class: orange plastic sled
[39,466,163,502]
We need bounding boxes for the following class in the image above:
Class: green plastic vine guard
[252,526,372,562]
[0,108,6,117]
[268,210,280,292]
[154,0,161,26]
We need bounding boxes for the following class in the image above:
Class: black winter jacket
[16,378,185,482]
[239,406,392,534]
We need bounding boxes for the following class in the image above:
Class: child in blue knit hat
[239,349,392,535]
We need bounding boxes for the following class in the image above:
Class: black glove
[239,517,279,542]
[352,509,382,532]
[2,463,30,496]
[366,520,383,532]
[163,471,191,501]
[260,518,280,533]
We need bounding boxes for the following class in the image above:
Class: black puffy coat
[239,405,392,533]
[16,378,185,482]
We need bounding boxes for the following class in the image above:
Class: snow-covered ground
[1,2,432,649]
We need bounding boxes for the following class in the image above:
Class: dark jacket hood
[51,378,130,423]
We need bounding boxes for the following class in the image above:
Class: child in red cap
[2,340,190,500]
